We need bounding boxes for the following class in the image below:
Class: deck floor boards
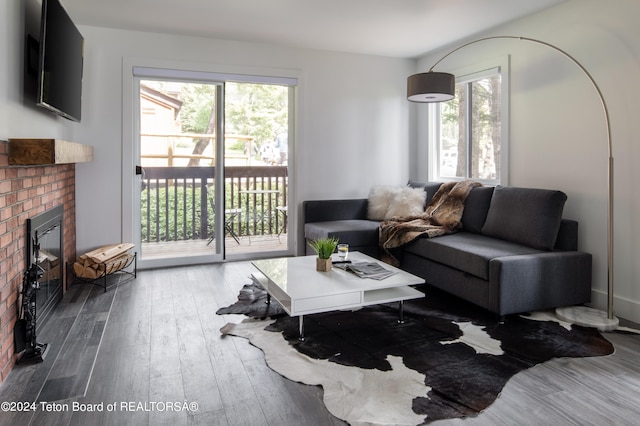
[141,235,288,260]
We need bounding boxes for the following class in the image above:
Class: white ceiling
[62,0,566,58]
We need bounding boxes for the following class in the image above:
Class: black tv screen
[37,0,84,122]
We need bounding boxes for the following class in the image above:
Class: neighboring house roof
[140,84,183,119]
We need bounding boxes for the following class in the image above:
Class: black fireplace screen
[26,205,64,328]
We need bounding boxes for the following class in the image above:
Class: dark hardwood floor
[1,261,639,426]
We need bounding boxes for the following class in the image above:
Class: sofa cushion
[303,199,368,223]
[407,181,443,206]
[481,186,567,250]
[305,220,380,247]
[407,180,427,189]
[403,232,545,280]
[367,186,425,220]
[460,186,494,233]
[408,181,490,231]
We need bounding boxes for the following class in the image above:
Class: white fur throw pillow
[367,186,400,220]
[367,186,426,220]
[386,187,427,219]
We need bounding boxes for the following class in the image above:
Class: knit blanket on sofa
[379,180,482,266]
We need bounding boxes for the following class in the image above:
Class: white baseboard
[589,290,640,326]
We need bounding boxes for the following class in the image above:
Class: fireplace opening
[26,204,64,330]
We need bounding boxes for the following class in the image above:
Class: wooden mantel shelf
[8,138,94,165]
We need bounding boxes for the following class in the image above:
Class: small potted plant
[309,237,339,272]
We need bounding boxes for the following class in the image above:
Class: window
[430,63,508,184]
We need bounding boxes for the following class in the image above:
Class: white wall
[413,0,640,323]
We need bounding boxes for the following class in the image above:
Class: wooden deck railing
[140,166,287,243]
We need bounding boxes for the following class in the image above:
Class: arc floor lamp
[407,36,618,331]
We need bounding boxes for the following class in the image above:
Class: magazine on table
[335,261,397,280]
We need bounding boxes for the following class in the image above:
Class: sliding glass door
[131,67,295,268]
[136,79,224,266]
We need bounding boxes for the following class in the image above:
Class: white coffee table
[251,251,425,339]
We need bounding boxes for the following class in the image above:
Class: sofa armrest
[555,219,579,251]
[303,199,369,223]
[489,251,592,315]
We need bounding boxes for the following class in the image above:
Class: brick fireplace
[0,140,77,383]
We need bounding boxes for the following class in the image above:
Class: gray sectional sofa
[303,182,592,316]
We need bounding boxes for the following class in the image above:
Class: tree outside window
[435,71,502,183]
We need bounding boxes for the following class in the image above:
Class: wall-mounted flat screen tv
[37,0,84,122]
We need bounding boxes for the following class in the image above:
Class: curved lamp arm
[408,35,615,320]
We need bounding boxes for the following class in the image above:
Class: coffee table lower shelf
[251,271,423,340]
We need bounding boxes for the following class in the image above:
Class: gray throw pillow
[481,186,567,250]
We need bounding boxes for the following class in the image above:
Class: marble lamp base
[556,306,619,331]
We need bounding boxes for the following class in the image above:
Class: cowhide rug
[217,283,614,425]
